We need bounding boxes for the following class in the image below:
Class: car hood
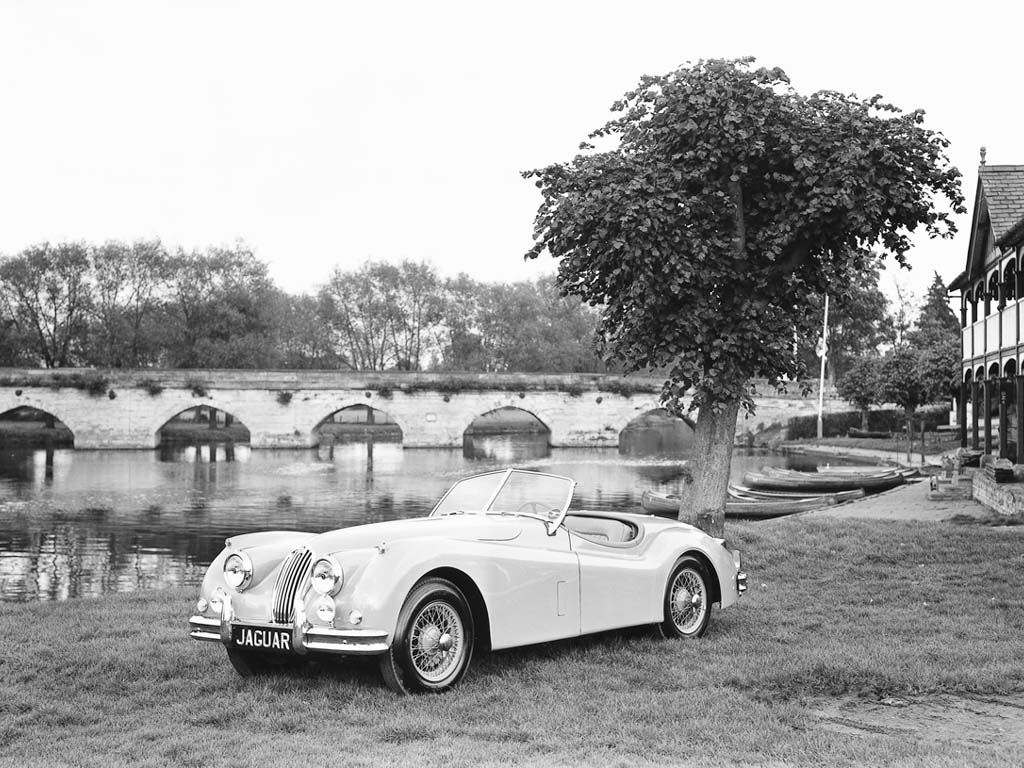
[307,514,523,554]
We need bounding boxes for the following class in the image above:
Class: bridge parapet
[0,368,842,449]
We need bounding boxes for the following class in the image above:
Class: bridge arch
[312,403,404,444]
[457,405,552,444]
[0,393,87,445]
[618,407,696,455]
[152,399,254,446]
[0,405,75,447]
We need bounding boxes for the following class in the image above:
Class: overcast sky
[0,0,1018,305]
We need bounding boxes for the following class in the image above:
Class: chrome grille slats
[272,548,312,623]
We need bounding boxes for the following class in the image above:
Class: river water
[0,435,850,602]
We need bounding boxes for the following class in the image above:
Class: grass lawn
[2,517,1022,767]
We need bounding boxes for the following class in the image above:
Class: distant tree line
[0,240,608,372]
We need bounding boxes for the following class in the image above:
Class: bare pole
[817,294,830,439]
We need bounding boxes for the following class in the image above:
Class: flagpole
[817,294,830,439]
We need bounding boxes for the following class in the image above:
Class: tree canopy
[524,58,964,534]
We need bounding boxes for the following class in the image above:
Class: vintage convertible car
[188,468,747,693]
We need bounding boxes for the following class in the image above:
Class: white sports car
[188,468,747,693]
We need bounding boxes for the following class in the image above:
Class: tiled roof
[979,165,1024,243]
[997,214,1024,248]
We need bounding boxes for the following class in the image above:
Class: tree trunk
[905,406,914,463]
[861,409,869,431]
[678,396,741,538]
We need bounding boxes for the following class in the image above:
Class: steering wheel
[516,502,551,516]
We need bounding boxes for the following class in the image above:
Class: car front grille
[272,548,312,623]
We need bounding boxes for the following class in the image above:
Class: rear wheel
[660,557,711,639]
[380,578,474,694]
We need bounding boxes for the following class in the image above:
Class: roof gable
[953,165,1024,292]
[979,165,1024,242]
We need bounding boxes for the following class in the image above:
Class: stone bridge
[0,368,842,449]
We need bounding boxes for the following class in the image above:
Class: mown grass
[2,518,1023,767]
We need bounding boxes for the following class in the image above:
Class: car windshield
[430,469,575,523]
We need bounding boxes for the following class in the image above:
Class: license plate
[231,625,293,653]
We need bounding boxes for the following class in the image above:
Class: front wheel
[660,557,712,639]
[380,578,474,694]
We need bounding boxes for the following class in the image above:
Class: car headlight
[311,556,344,596]
[223,551,253,591]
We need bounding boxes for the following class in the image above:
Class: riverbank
[779,435,960,468]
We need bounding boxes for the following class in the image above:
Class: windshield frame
[430,468,576,530]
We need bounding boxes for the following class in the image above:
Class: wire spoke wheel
[660,558,712,639]
[380,578,475,693]
[669,568,707,634]
[409,601,465,682]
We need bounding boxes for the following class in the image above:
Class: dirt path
[810,692,1024,748]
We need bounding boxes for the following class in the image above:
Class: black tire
[379,578,474,694]
[659,557,712,639]
[226,648,302,677]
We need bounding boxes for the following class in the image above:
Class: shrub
[276,391,293,406]
[140,379,164,397]
[786,405,952,439]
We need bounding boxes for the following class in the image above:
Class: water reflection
[0,439,858,603]
[463,433,550,461]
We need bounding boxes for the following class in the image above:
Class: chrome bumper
[737,570,748,596]
[188,595,389,656]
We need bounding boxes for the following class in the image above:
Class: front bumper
[737,570,748,596]
[188,595,389,656]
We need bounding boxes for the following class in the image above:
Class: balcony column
[999,378,1009,459]
[958,381,968,448]
[971,381,980,450]
[1017,375,1024,464]
[984,378,994,455]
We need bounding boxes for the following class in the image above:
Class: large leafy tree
[0,242,93,367]
[88,239,172,367]
[163,244,280,368]
[524,58,963,535]
[798,254,892,381]
[837,356,885,431]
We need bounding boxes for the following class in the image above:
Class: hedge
[786,405,951,440]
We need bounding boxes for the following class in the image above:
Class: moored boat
[814,465,919,479]
[640,489,841,519]
[728,484,865,504]
[743,467,906,493]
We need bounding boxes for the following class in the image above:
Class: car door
[570,531,662,634]
[479,518,582,650]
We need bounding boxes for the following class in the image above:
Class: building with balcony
[949,157,1024,461]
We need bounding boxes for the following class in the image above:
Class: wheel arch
[418,567,492,653]
[677,550,722,606]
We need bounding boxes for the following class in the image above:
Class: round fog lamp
[347,609,363,626]
[209,587,226,614]
[315,597,336,623]
[196,597,209,614]
[311,557,343,596]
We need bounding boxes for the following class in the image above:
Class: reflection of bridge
[0,369,837,449]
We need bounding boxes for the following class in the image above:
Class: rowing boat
[743,467,906,492]
[640,489,840,519]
